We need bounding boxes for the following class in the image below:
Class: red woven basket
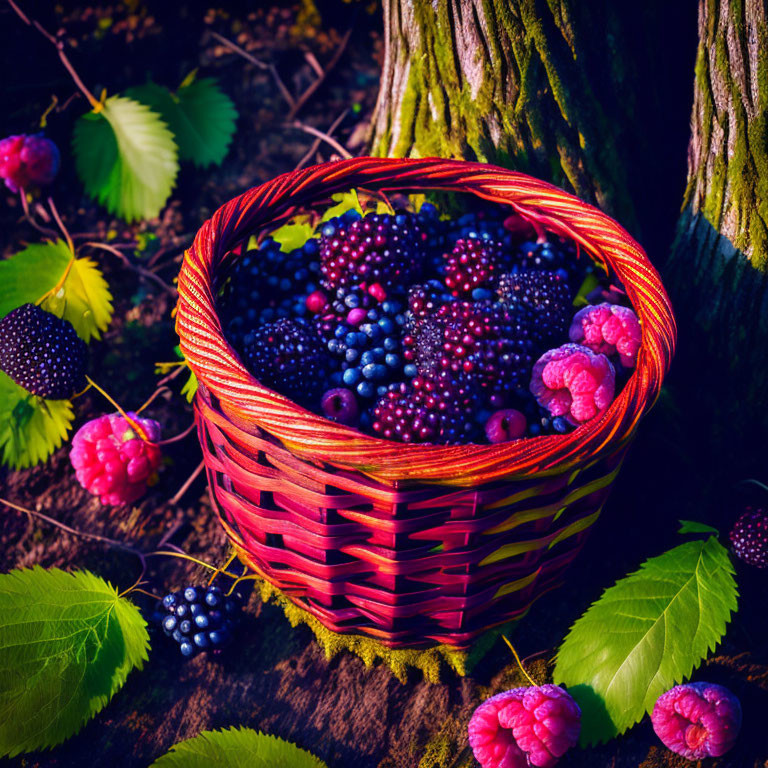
[176,157,676,650]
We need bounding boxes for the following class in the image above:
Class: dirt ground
[1,3,767,767]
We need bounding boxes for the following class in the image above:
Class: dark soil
[1,3,767,768]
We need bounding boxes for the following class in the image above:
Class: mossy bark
[370,0,638,229]
[665,0,768,473]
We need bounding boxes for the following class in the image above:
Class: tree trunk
[370,0,639,230]
[665,0,768,477]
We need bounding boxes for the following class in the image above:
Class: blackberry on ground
[0,303,86,399]
[404,301,535,408]
[497,270,572,346]
[730,507,768,568]
[158,584,244,658]
[319,212,427,292]
[243,318,330,405]
[443,237,507,297]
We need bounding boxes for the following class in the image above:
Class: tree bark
[665,0,768,474]
[370,0,638,230]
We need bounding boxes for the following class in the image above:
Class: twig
[287,120,353,159]
[295,109,349,170]
[18,190,58,239]
[287,26,353,120]
[170,460,205,505]
[155,422,196,447]
[8,0,101,110]
[303,50,324,78]
[84,241,178,297]
[46,197,74,254]
[209,30,295,110]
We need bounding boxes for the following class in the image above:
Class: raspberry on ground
[530,343,615,425]
[651,682,742,760]
[0,134,60,192]
[730,507,768,568]
[569,302,641,367]
[0,303,87,400]
[468,684,581,768]
[70,412,162,506]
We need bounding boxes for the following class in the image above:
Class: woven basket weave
[176,157,676,649]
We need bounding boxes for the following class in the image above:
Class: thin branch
[18,190,58,239]
[209,30,295,110]
[170,460,206,505]
[287,26,353,120]
[84,241,178,297]
[303,50,324,78]
[46,197,74,254]
[7,0,100,109]
[287,120,353,159]
[155,422,197,446]
[295,109,349,170]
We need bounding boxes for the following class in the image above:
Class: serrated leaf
[73,95,179,222]
[270,216,316,253]
[127,78,237,168]
[679,520,719,535]
[0,239,112,342]
[553,537,738,745]
[0,372,74,469]
[0,567,149,756]
[320,189,364,222]
[150,727,328,768]
[181,368,198,403]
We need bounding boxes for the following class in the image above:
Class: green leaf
[553,537,738,745]
[320,189,365,222]
[181,368,198,403]
[270,217,317,253]
[0,239,113,342]
[127,77,237,168]
[150,727,328,768]
[0,372,74,469]
[73,95,179,222]
[0,567,149,756]
[678,520,719,535]
[572,272,601,307]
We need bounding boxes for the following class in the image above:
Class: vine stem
[170,460,205,505]
[18,190,58,239]
[286,120,352,159]
[47,197,74,254]
[7,0,101,110]
[502,635,538,687]
[154,422,196,446]
[84,241,178,297]
[85,375,151,442]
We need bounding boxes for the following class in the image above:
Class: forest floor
[1,3,767,768]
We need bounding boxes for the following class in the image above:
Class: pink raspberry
[651,682,741,760]
[530,344,615,425]
[70,412,162,506]
[0,134,60,193]
[568,302,641,367]
[468,685,581,768]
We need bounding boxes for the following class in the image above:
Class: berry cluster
[218,197,639,445]
[0,133,60,192]
[158,585,244,658]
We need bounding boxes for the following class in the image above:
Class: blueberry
[172,628,184,643]
[162,615,177,634]
[303,239,318,256]
[193,632,210,648]
[344,331,359,346]
[180,619,192,635]
[194,614,210,629]
[395,213,408,226]
[344,294,360,308]
[345,348,359,363]
[357,381,374,398]
[360,350,375,366]
[385,353,400,368]
[383,337,398,351]
[472,288,493,301]
[321,224,336,238]
[378,317,394,334]
[208,628,231,646]
[184,589,197,606]
[334,325,347,339]
[189,603,204,616]
[162,594,177,610]
[343,367,361,386]
[180,641,196,657]
[175,603,189,618]
[404,363,418,378]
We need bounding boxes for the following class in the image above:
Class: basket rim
[176,157,676,486]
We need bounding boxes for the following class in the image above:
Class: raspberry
[530,343,615,425]
[0,304,87,399]
[730,507,768,568]
[468,685,581,768]
[405,301,534,408]
[70,412,162,506]
[0,134,60,192]
[485,409,527,443]
[497,270,572,346]
[569,303,642,367]
[157,584,244,658]
[443,237,506,297]
[319,212,427,292]
[371,372,477,444]
[321,387,358,425]
[243,318,330,405]
[651,682,741,760]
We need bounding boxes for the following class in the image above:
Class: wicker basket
[176,157,676,650]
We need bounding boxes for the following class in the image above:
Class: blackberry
[221,237,320,350]
[319,212,427,292]
[497,270,572,346]
[514,237,581,282]
[314,289,409,401]
[730,507,768,568]
[371,372,478,444]
[158,584,244,658]
[0,303,86,399]
[404,301,535,408]
[407,280,451,320]
[243,318,330,405]
[443,237,506,297]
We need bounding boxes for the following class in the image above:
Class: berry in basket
[218,194,641,445]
